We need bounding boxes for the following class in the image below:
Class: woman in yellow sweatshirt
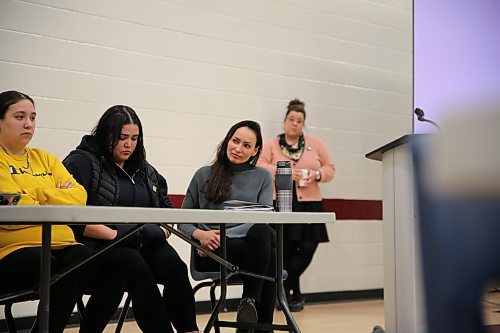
[0,91,126,333]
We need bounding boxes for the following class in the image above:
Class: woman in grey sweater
[179,120,275,333]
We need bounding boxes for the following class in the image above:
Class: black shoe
[236,297,258,333]
[288,298,305,312]
[237,297,258,323]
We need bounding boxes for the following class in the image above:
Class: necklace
[1,145,31,170]
[19,152,31,170]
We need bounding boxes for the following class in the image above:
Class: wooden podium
[366,135,426,333]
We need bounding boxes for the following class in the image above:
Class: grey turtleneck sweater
[179,165,273,238]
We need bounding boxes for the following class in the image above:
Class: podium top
[365,134,421,161]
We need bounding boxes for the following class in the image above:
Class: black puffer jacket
[63,135,172,249]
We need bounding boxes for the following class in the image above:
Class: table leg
[276,223,301,333]
[39,223,52,333]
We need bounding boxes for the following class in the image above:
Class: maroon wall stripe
[322,199,382,220]
[170,194,185,209]
[169,195,382,220]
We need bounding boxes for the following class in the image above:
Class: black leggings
[0,245,123,333]
[83,240,197,333]
[91,245,175,333]
[283,240,318,299]
[141,241,198,332]
[196,224,277,324]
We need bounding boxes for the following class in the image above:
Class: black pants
[92,245,176,333]
[281,195,327,300]
[282,240,318,299]
[196,224,277,325]
[0,245,123,333]
[140,241,199,333]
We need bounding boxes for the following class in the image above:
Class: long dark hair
[92,105,146,173]
[204,120,263,203]
[0,91,34,119]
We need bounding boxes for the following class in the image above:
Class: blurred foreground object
[423,105,500,199]
[415,104,500,333]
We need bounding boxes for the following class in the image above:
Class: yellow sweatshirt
[0,147,87,260]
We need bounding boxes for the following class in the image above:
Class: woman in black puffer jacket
[64,105,198,333]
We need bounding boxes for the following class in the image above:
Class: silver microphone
[275,161,293,212]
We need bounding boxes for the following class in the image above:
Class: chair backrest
[189,246,220,282]
[189,246,287,282]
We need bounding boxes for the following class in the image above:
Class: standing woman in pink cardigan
[257,98,335,312]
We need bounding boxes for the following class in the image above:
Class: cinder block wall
[0,0,412,318]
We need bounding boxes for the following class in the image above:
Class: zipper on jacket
[115,166,143,249]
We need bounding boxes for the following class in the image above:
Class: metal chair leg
[5,302,17,333]
[209,282,221,333]
[76,298,86,321]
[115,295,132,333]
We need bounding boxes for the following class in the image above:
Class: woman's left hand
[300,172,315,187]
[56,178,74,189]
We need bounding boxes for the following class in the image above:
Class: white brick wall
[0,0,412,318]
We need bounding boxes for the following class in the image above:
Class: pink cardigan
[257,135,335,202]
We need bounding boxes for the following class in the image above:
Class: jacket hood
[75,135,102,156]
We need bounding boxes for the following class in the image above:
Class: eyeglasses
[285,117,304,125]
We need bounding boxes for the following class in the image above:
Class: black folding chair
[0,290,86,333]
